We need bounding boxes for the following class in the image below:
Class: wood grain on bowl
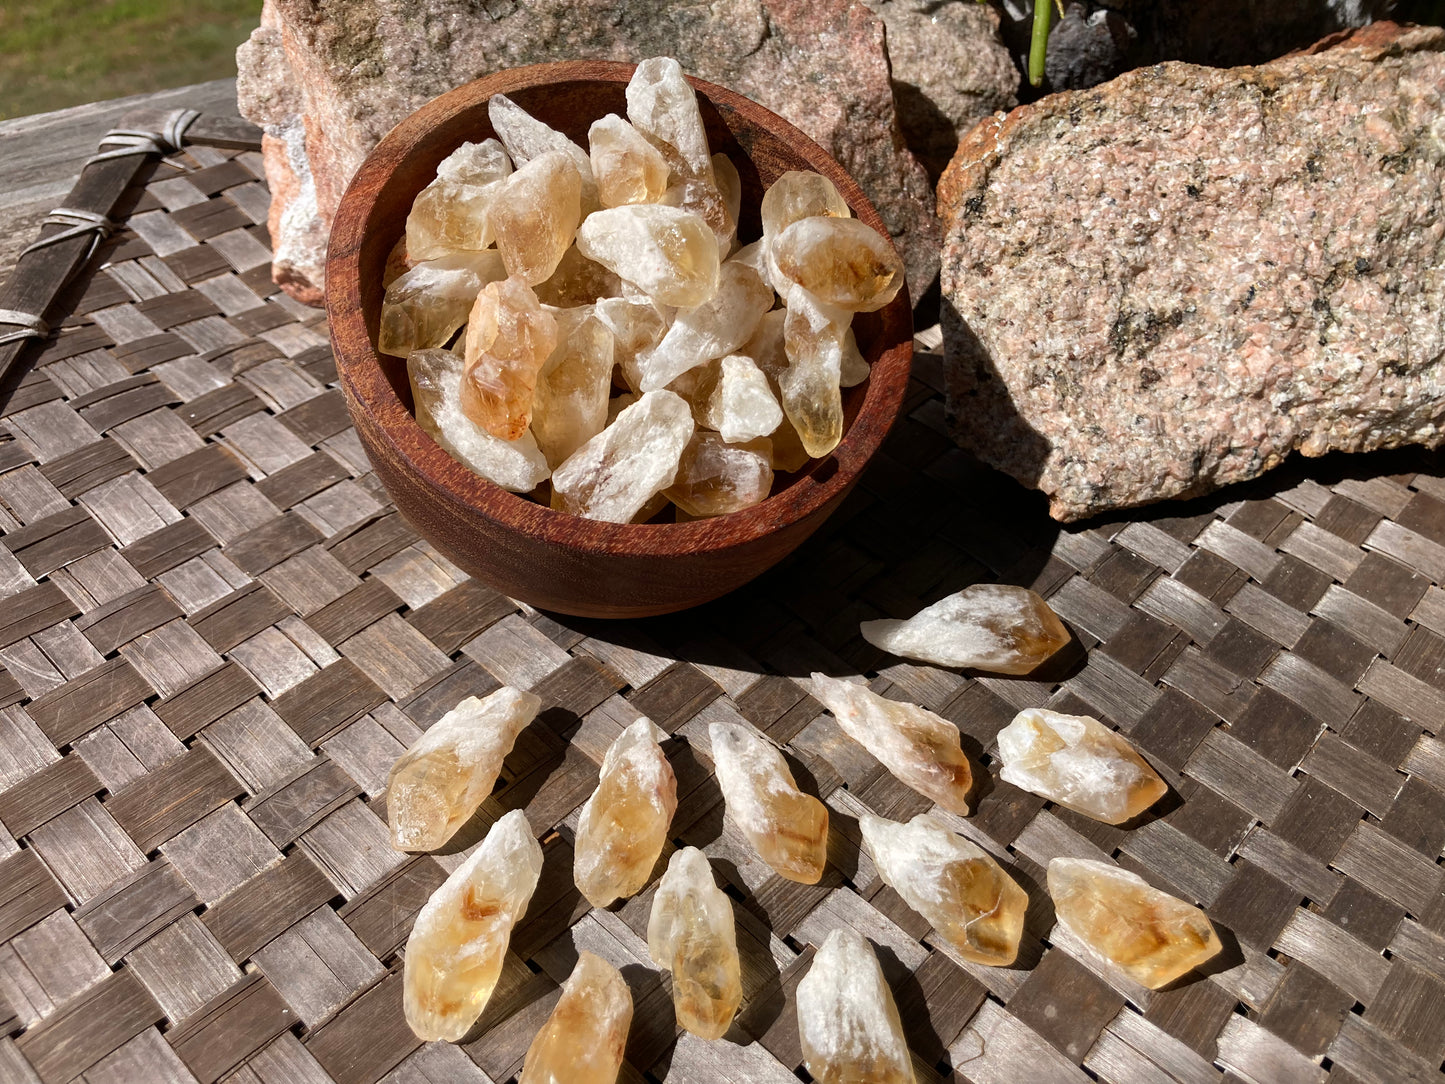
[326,60,912,618]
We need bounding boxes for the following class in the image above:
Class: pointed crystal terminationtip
[797,927,916,1084]
[1048,857,1222,989]
[647,847,742,1039]
[860,583,1071,674]
[996,707,1167,824]
[519,951,633,1084]
[402,809,543,1041]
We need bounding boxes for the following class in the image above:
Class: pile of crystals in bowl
[379,56,904,523]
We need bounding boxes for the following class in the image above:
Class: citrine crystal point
[709,718,828,884]
[663,432,773,518]
[488,149,583,286]
[780,285,847,459]
[996,708,1167,825]
[519,950,633,1084]
[531,306,615,469]
[772,216,904,313]
[858,813,1026,967]
[797,927,916,1084]
[1048,857,1222,989]
[860,584,1071,675]
[575,204,719,309]
[379,250,505,358]
[386,686,543,852]
[590,112,671,209]
[647,846,743,1040]
[625,56,714,182]
[403,808,543,1041]
[461,276,559,441]
[574,717,678,909]
[551,390,694,522]
[810,673,973,815]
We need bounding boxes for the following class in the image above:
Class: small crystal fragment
[534,245,622,307]
[626,57,713,181]
[861,584,1070,674]
[380,251,505,357]
[574,718,678,908]
[796,927,916,1084]
[532,307,615,468]
[647,847,743,1040]
[1049,857,1222,988]
[780,285,848,458]
[403,809,543,1041]
[773,217,904,312]
[386,686,541,852]
[637,261,774,392]
[859,813,1026,966]
[519,951,633,1084]
[437,139,514,185]
[664,432,773,518]
[840,326,870,388]
[488,150,582,286]
[551,390,694,522]
[709,718,827,883]
[712,153,742,241]
[702,354,784,443]
[769,417,812,473]
[490,93,599,213]
[405,141,513,262]
[810,673,973,814]
[408,349,550,493]
[662,175,737,253]
[761,170,851,293]
[461,277,559,440]
[576,205,719,308]
[594,295,671,392]
[996,708,1166,824]
[590,113,670,208]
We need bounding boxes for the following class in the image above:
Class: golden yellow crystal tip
[519,951,633,1084]
[647,846,742,1040]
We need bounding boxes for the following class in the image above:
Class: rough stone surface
[941,23,1445,522]
[236,0,941,303]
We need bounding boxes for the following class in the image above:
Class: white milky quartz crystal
[636,261,774,392]
[858,813,1027,967]
[772,216,905,313]
[997,709,1167,825]
[407,349,550,492]
[702,354,784,442]
[648,846,743,1040]
[626,57,713,181]
[532,306,615,468]
[664,432,773,518]
[796,927,916,1084]
[781,284,849,458]
[575,204,719,308]
[551,390,694,522]
[589,113,670,208]
[488,150,583,286]
[574,717,678,908]
[405,141,513,262]
[594,295,671,392]
[489,93,599,213]
[810,673,973,815]
[860,584,1071,675]
[519,951,633,1084]
[379,251,505,357]
[709,718,827,883]
[403,809,543,1041]
[386,686,542,851]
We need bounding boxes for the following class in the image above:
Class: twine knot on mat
[86,107,201,166]
[20,207,118,263]
[0,308,50,347]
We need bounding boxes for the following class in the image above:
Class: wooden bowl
[326,60,913,618]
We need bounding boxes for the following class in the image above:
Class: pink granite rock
[235,0,946,304]
[940,23,1445,522]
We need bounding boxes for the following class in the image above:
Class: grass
[0,0,261,121]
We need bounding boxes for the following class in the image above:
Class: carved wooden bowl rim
[325,58,913,559]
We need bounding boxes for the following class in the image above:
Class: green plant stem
[1028,0,1053,88]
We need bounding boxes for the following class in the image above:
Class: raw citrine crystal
[712,153,741,239]
[461,276,559,440]
[534,244,622,307]
[589,113,670,208]
[858,813,1026,966]
[840,326,870,388]
[379,250,505,357]
[996,709,1166,824]
[408,349,550,493]
[636,261,774,391]
[709,718,827,883]
[626,57,713,181]
[405,141,513,262]
[664,432,773,518]
[437,139,514,185]
[386,687,541,852]
[488,150,583,286]
[701,354,784,443]
[797,927,916,1084]
[860,584,1071,674]
[647,847,743,1040]
[735,309,813,471]
[769,416,812,473]
[489,93,599,213]
[662,174,737,253]
[531,307,615,468]
[810,673,973,815]
[403,809,543,1041]
[519,951,633,1084]
[551,390,694,522]
[575,204,719,308]
[1048,857,1222,988]
[594,295,671,392]
[780,285,848,458]
[772,217,904,313]
[574,717,678,908]
[761,170,851,293]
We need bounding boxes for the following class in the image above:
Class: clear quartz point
[626,57,713,182]
[796,927,916,1084]
[860,584,1071,674]
[518,951,633,1084]
[647,847,743,1040]
[550,390,694,522]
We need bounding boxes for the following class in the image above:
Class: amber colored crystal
[518,951,633,1084]
[647,847,742,1040]
[860,584,1070,674]
[460,276,558,441]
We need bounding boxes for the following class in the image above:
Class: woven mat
[1,138,1444,1084]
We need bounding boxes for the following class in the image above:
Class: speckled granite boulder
[940,22,1445,522]
[236,0,942,305]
